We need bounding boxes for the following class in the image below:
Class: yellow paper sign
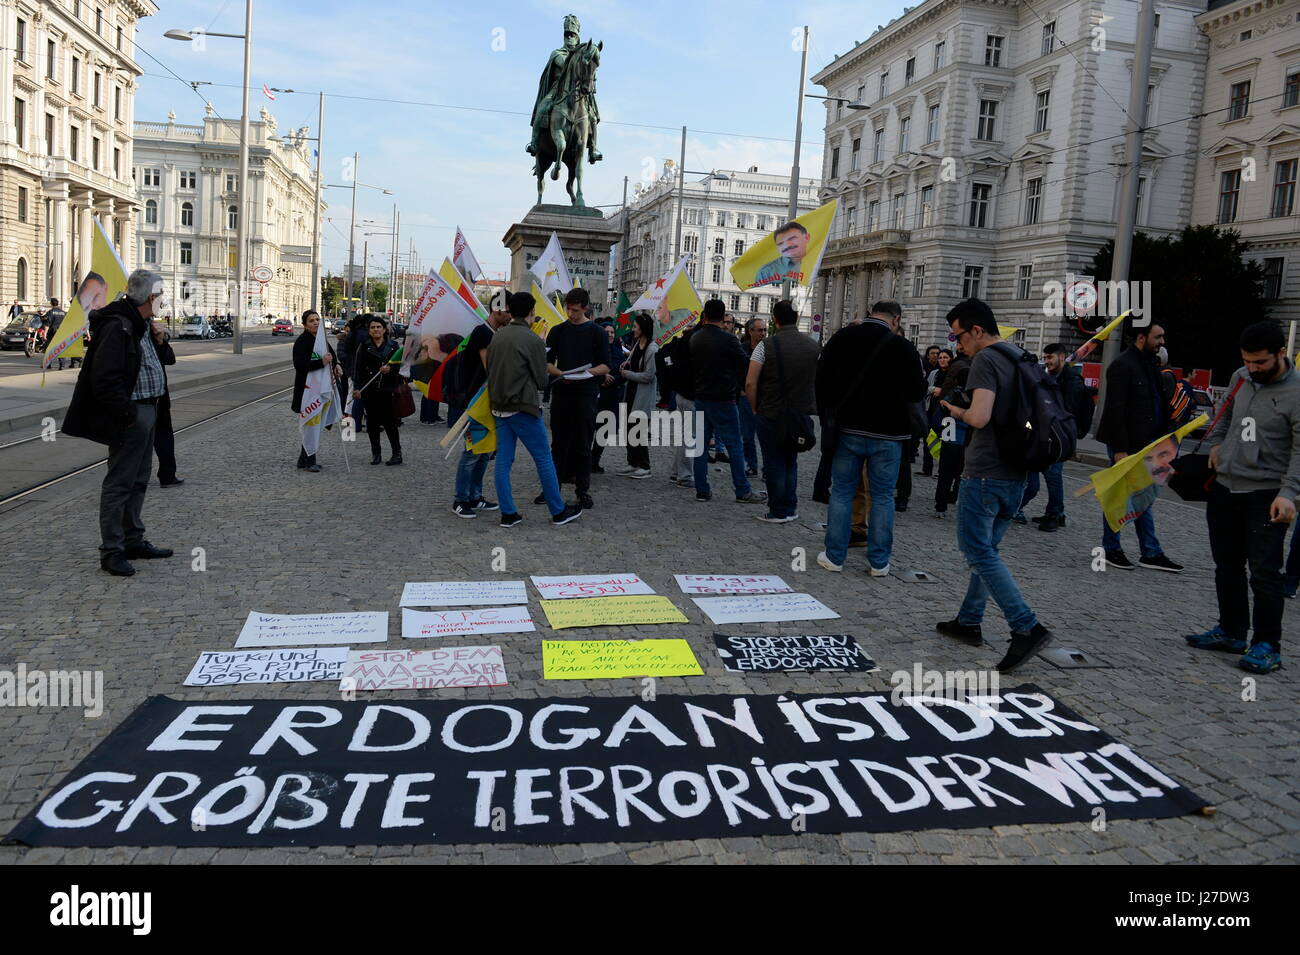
[541,639,703,679]
[539,595,688,630]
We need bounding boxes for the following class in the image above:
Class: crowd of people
[60,267,1299,678]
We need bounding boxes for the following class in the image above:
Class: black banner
[713,633,876,672]
[7,688,1208,847]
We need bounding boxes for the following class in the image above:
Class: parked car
[271,319,295,336]
[390,322,407,340]
[332,319,348,334]
[1,321,30,351]
[176,316,212,339]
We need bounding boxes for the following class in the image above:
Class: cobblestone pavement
[1,397,1296,865]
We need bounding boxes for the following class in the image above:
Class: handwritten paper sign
[692,593,839,625]
[399,580,528,607]
[712,634,876,673]
[183,648,349,686]
[539,595,688,630]
[401,606,535,639]
[342,647,507,691]
[542,640,703,679]
[674,574,793,595]
[530,574,655,600]
[235,611,388,648]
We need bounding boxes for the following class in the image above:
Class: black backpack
[987,342,1077,471]
[441,351,468,410]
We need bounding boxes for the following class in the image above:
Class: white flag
[630,255,691,312]
[530,231,572,297]
[405,267,487,367]
[298,316,340,456]
[453,227,483,284]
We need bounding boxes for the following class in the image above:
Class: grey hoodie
[1207,359,1300,501]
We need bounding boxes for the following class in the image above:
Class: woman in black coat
[291,310,338,472]
[351,315,403,465]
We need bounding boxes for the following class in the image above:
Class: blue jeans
[494,412,565,517]
[446,405,463,429]
[420,396,441,423]
[455,447,490,503]
[825,434,902,568]
[350,397,366,427]
[737,398,760,471]
[1100,446,1163,557]
[956,478,1038,633]
[1021,461,1064,517]
[754,415,798,518]
[693,399,753,498]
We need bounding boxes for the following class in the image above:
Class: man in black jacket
[815,300,927,575]
[1018,342,1085,531]
[1094,323,1183,572]
[690,299,767,504]
[662,320,698,487]
[63,269,174,577]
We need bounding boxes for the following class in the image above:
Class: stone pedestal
[503,205,620,317]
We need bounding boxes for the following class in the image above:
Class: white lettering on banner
[530,574,655,600]
[183,648,348,687]
[676,574,793,595]
[234,611,388,649]
[401,606,534,639]
[693,593,839,625]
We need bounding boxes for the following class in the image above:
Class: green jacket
[486,318,547,417]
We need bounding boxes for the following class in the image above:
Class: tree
[1090,225,1268,383]
[320,275,343,316]
[369,280,389,314]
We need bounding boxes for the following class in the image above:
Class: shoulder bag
[1168,377,1245,502]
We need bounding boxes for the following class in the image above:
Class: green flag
[615,291,633,335]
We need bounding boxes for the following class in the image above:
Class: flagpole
[310,91,324,313]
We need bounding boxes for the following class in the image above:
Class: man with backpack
[937,298,1060,672]
[1094,322,1183,572]
[1018,342,1092,531]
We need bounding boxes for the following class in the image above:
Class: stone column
[78,198,94,283]
[853,267,869,320]
[829,270,846,334]
[50,187,70,303]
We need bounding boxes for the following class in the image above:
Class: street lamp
[325,156,391,314]
[167,4,253,355]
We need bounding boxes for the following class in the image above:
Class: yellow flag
[463,384,496,454]
[925,429,942,460]
[729,198,837,291]
[629,256,704,347]
[531,281,566,340]
[1089,414,1207,532]
[43,217,128,372]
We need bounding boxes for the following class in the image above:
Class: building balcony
[823,229,911,266]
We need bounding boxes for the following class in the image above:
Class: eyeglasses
[947,329,968,343]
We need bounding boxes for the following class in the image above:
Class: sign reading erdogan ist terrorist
[9,687,1208,847]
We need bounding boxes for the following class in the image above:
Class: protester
[919,345,943,476]
[1017,342,1088,531]
[747,300,819,522]
[291,310,337,473]
[1094,322,1182,572]
[1185,321,1298,674]
[614,313,658,479]
[738,317,768,476]
[62,269,174,577]
[933,349,972,518]
[815,300,925,574]
[689,299,767,504]
[345,315,369,431]
[151,319,182,487]
[661,317,699,488]
[334,326,352,400]
[487,292,583,527]
[43,298,69,370]
[591,321,626,474]
[936,298,1053,672]
[540,287,609,509]
[351,315,402,466]
[451,307,508,518]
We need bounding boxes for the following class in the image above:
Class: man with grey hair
[64,269,175,576]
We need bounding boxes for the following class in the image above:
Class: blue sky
[134,0,887,280]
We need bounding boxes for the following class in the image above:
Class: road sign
[251,264,274,284]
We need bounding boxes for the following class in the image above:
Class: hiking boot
[936,619,984,646]
[997,623,1053,673]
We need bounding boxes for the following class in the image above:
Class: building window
[143,240,157,264]
[69,125,79,161]
[715,210,726,227]
[713,237,724,255]
[685,207,698,226]
[1017,264,1034,299]
[74,0,82,18]
[1240,30,1252,41]
[17,259,27,300]
[829,147,840,179]
[181,202,194,227]
[867,199,879,231]
[872,127,884,162]
[46,39,55,80]
[1272,159,1297,217]
[113,147,120,178]
[1229,81,1251,121]
[180,170,196,189]
[92,136,100,170]
[1025,178,1043,224]
[933,41,945,71]
[892,193,905,229]
[93,73,101,108]
[227,205,238,230]
[114,87,121,121]
[71,57,80,94]
[1261,258,1284,300]
[1287,72,1300,109]
[756,216,768,231]
[226,173,238,192]
[1041,21,1056,56]
[13,98,24,148]
[968,183,991,227]
[729,294,740,310]
[912,263,926,297]
[905,58,915,85]
[920,184,934,227]
[18,187,28,223]
[683,233,698,253]
[962,265,983,298]
[143,167,160,187]
[711,261,723,283]
[926,104,940,143]
[844,206,856,236]
[44,113,54,153]
[96,8,104,35]
[1136,176,1147,223]
[180,241,193,266]
[1218,169,1241,223]
[750,296,760,312]
[117,25,123,51]
[16,18,26,62]
[985,35,1003,67]
[851,137,861,171]
[977,100,998,140]
[899,116,911,154]
[733,239,744,256]
[1035,90,1051,132]
[145,199,158,225]
[879,71,889,98]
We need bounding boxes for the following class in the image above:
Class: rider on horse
[527,13,602,166]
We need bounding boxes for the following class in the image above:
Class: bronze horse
[534,40,602,207]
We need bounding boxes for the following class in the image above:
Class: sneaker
[735,491,768,504]
[625,468,652,479]
[757,513,797,524]
[452,502,478,519]
[1184,625,1247,654]
[1238,642,1282,674]
[1037,514,1064,532]
[673,477,695,488]
[1104,549,1135,570]
[868,564,891,577]
[473,498,499,512]
[997,623,1053,673]
[696,491,712,502]
[552,504,583,526]
[1285,577,1299,599]
[1032,514,1066,527]
[848,531,867,548]
[499,512,523,528]
[533,492,548,506]
[1139,554,1184,573]
[1011,510,1027,525]
[936,619,984,646]
[100,552,136,577]
[578,493,594,510]
[614,465,637,475]
[933,509,948,519]
[816,551,843,572]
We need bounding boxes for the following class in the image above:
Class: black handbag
[767,334,816,454]
[1168,377,1244,502]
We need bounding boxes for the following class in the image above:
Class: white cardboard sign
[399,580,528,607]
[674,574,793,595]
[235,611,388,648]
[184,648,349,686]
[401,606,535,639]
[529,574,655,600]
[342,646,507,691]
[692,593,840,625]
